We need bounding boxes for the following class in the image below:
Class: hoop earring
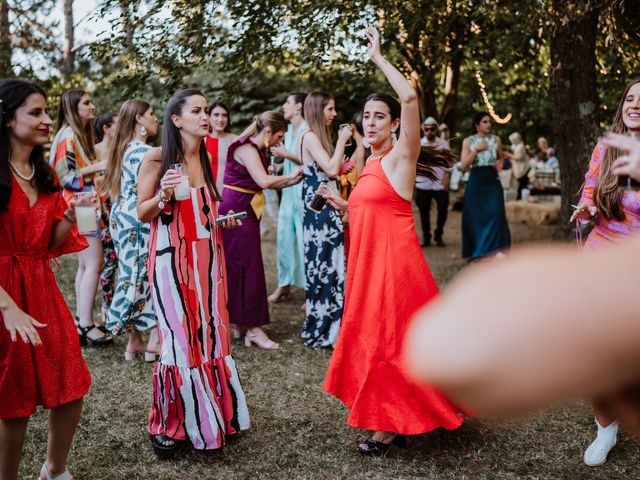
[140,125,147,136]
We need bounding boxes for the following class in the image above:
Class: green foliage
[7,0,637,148]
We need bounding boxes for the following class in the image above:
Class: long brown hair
[304,92,335,155]
[0,80,59,211]
[101,99,151,198]
[416,145,456,180]
[56,89,96,160]
[160,89,221,201]
[593,76,640,221]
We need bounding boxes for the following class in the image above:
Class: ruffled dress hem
[148,354,250,450]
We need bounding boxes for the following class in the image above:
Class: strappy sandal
[151,434,178,459]
[40,463,73,480]
[77,325,114,347]
[357,434,407,456]
[75,316,109,346]
[244,330,279,350]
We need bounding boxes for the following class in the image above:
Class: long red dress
[323,158,465,435]
[0,177,91,418]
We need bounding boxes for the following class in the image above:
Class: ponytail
[241,111,287,139]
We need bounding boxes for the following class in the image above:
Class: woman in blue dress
[460,112,511,260]
[102,99,160,360]
[269,92,307,303]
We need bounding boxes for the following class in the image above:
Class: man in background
[416,117,451,247]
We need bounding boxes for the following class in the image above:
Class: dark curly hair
[0,79,59,212]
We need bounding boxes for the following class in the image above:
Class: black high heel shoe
[151,434,178,459]
[357,434,407,456]
[77,325,114,347]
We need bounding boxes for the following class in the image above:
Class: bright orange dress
[323,157,465,434]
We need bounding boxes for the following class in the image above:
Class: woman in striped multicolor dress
[137,89,250,458]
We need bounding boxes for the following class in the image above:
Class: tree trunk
[420,72,439,122]
[0,0,11,77]
[549,0,600,239]
[62,0,75,80]
[439,50,462,134]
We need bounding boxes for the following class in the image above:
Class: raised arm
[302,130,351,178]
[137,147,181,223]
[367,26,420,165]
[235,145,302,189]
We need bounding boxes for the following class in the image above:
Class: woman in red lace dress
[0,80,91,480]
[321,27,465,456]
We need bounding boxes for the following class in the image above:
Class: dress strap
[366,146,394,164]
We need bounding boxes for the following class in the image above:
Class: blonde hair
[593,76,640,221]
[101,99,151,198]
[241,111,287,139]
[56,89,96,160]
[304,92,335,155]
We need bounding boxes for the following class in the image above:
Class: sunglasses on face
[423,126,437,132]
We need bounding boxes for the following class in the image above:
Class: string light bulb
[475,71,512,125]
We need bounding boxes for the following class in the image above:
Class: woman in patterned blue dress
[300,92,353,348]
[460,112,511,260]
[102,99,160,360]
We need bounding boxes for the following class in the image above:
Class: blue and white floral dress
[106,141,156,334]
[301,157,345,349]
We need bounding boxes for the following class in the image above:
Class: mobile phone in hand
[215,211,247,226]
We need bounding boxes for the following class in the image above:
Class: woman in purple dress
[219,111,303,349]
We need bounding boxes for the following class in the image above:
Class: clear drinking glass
[171,163,191,200]
[74,192,98,234]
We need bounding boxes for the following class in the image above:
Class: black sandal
[77,325,114,347]
[151,434,177,459]
[357,434,406,456]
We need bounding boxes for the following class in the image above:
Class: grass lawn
[18,207,640,479]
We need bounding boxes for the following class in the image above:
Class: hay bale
[505,200,560,225]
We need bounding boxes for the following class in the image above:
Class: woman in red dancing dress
[0,80,91,479]
[322,27,466,455]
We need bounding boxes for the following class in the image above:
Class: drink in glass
[171,164,191,200]
[74,192,98,234]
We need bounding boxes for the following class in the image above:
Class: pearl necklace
[9,160,36,181]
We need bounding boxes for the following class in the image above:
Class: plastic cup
[74,192,97,234]
[521,188,530,202]
[171,164,191,200]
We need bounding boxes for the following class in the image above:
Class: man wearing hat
[416,117,451,247]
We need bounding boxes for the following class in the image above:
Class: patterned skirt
[301,162,345,349]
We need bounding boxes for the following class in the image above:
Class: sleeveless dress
[301,137,345,349]
[323,157,465,434]
[462,134,511,259]
[0,178,91,418]
[276,122,306,289]
[204,136,219,181]
[106,141,156,334]
[147,185,250,449]
[219,136,270,329]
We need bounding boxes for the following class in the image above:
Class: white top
[416,136,451,191]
